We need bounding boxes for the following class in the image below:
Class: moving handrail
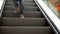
[0,0,6,17]
[34,0,60,34]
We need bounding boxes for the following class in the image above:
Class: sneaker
[20,14,24,18]
[14,11,17,13]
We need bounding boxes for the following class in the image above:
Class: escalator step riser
[0,26,52,34]
[5,3,14,6]
[24,0,33,2]
[24,3,36,6]
[24,0,33,1]
[6,2,35,5]
[5,6,15,9]
[3,13,16,17]
[4,8,38,11]
[1,18,46,26]
[4,7,15,11]
[5,6,38,11]
[3,11,41,18]
[6,0,12,1]
[24,7,38,11]
[23,11,41,18]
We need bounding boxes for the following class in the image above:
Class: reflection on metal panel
[0,0,6,17]
[34,0,60,33]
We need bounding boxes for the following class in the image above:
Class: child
[14,0,24,18]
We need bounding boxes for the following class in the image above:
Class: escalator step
[23,11,41,18]
[3,11,41,18]
[24,0,33,1]
[24,6,38,11]
[0,26,52,34]
[2,17,47,26]
[24,3,36,6]
[6,1,14,6]
[6,2,35,6]
[5,6,38,11]
[6,0,12,1]
[4,6,15,10]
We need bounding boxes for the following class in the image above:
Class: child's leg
[20,6,24,18]
[19,0,24,18]
[14,1,19,13]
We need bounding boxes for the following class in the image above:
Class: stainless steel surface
[34,0,60,34]
[0,0,6,17]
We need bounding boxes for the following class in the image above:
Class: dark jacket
[12,0,24,9]
[13,0,22,5]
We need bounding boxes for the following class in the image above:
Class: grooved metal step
[24,3,36,6]
[6,2,13,4]
[5,6,38,11]
[0,26,52,34]
[24,6,38,11]
[6,0,13,2]
[6,2,35,6]
[4,6,15,10]
[24,0,34,1]
[1,17,47,26]
[24,0,34,2]
[3,11,41,18]
[23,11,41,18]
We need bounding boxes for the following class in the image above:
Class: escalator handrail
[0,0,6,17]
[34,0,60,34]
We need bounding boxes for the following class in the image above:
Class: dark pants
[15,0,23,14]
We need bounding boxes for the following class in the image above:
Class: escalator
[0,0,55,34]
